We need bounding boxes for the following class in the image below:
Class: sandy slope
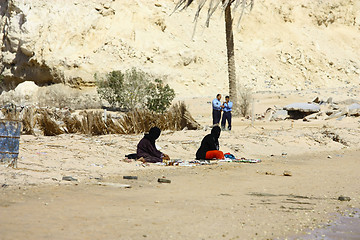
[1,0,359,101]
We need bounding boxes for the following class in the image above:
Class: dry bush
[105,117,126,134]
[238,85,253,117]
[8,102,200,136]
[116,102,201,134]
[21,107,35,135]
[37,109,64,136]
[0,104,20,120]
[81,111,108,135]
[64,115,82,134]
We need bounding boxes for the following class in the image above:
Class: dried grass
[1,102,201,136]
[37,109,64,136]
[64,115,82,134]
[21,107,35,135]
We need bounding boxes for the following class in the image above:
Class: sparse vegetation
[14,102,200,136]
[95,68,175,113]
[146,79,176,113]
[238,84,252,117]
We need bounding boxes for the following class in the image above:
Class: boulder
[271,109,289,121]
[284,103,320,119]
[284,103,321,112]
[348,103,360,116]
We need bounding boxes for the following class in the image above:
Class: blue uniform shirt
[223,101,233,112]
[212,98,222,111]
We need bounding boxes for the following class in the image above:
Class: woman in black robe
[137,127,170,163]
[196,126,224,160]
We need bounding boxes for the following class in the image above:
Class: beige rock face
[0,81,101,109]
[0,0,360,106]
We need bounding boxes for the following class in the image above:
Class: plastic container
[0,120,21,167]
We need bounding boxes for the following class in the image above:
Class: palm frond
[205,0,221,27]
[174,0,255,31]
[191,0,207,38]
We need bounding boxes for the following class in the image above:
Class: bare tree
[173,0,254,114]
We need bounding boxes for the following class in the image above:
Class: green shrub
[95,71,125,108]
[146,79,175,113]
[95,68,175,112]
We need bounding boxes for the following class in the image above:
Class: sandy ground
[1,88,360,239]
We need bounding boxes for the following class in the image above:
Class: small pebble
[338,196,351,201]
[283,170,292,176]
[158,178,171,183]
[62,176,78,181]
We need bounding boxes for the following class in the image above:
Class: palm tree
[173,0,254,114]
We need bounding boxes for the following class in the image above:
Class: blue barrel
[0,120,21,166]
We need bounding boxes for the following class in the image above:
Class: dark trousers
[212,110,221,124]
[221,111,232,130]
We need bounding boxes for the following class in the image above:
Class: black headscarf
[195,126,221,159]
[210,126,221,140]
[144,127,161,147]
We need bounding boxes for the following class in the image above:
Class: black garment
[196,126,221,160]
[212,109,221,124]
[221,111,232,130]
[137,127,163,163]
[144,127,161,147]
[125,153,138,159]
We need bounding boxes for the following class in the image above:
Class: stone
[272,109,289,120]
[158,178,171,183]
[98,182,131,188]
[338,196,351,201]
[62,176,78,181]
[303,112,321,121]
[179,50,196,66]
[20,43,35,57]
[348,103,360,116]
[325,107,349,120]
[284,103,321,120]
[348,103,360,110]
[283,170,292,176]
[312,97,320,103]
[284,103,320,112]
[14,81,39,100]
[123,176,138,180]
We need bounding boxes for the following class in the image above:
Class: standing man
[221,96,233,130]
[212,94,223,125]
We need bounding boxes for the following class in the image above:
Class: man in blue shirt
[212,94,223,125]
[221,96,233,130]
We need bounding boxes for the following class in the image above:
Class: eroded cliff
[0,0,359,107]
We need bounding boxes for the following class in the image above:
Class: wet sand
[287,208,360,240]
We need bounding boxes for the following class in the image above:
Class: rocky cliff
[1,0,359,107]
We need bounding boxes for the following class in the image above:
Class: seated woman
[137,127,170,163]
[196,126,225,160]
